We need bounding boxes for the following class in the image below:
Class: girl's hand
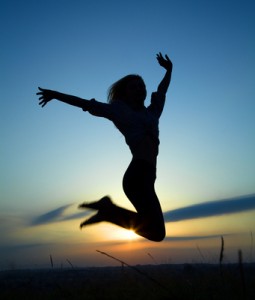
[156,52,172,72]
[37,87,55,107]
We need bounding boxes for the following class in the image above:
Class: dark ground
[0,264,254,300]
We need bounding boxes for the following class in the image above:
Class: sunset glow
[1,0,255,269]
[106,227,141,242]
[121,229,140,241]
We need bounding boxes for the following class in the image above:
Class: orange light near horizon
[123,229,139,240]
[108,227,140,241]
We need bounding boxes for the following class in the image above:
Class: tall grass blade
[147,252,157,264]
[250,231,254,262]
[66,258,74,268]
[50,254,53,268]
[219,236,224,265]
[96,249,179,299]
[238,250,246,300]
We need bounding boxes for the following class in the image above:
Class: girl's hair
[107,74,144,104]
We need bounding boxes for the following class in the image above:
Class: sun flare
[110,227,139,241]
[123,229,139,240]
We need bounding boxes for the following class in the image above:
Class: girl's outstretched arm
[36,87,90,111]
[156,52,173,95]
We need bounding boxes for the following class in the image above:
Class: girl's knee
[150,227,166,242]
[143,222,165,242]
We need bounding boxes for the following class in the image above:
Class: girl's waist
[129,135,159,167]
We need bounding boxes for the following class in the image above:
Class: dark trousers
[121,159,165,241]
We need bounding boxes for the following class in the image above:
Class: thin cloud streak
[31,204,91,225]
[163,234,233,242]
[30,194,255,226]
[164,194,255,222]
[31,204,71,225]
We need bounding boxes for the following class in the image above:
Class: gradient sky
[1,0,255,269]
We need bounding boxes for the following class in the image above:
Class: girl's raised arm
[156,52,173,95]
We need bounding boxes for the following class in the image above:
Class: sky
[1,0,255,269]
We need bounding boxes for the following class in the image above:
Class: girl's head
[107,74,147,109]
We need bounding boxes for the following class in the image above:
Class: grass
[1,238,254,300]
[0,262,254,299]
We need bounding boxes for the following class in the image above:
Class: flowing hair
[107,74,144,104]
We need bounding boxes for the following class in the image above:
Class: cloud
[164,194,255,222]
[31,204,71,225]
[31,194,255,226]
[31,204,90,225]
[31,204,91,226]
[163,233,233,242]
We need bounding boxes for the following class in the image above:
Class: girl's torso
[112,103,160,167]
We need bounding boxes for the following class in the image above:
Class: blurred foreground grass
[0,264,254,300]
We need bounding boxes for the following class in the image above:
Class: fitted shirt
[84,91,166,157]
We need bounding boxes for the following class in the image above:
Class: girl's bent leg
[122,159,166,241]
[79,196,165,241]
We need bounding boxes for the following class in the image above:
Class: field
[0,263,254,300]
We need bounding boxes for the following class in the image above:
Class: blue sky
[1,0,255,269]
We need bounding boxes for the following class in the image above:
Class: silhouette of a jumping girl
[37,53,172,242]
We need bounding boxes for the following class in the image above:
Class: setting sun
[108,227,140,241]
[123,229,139,240]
